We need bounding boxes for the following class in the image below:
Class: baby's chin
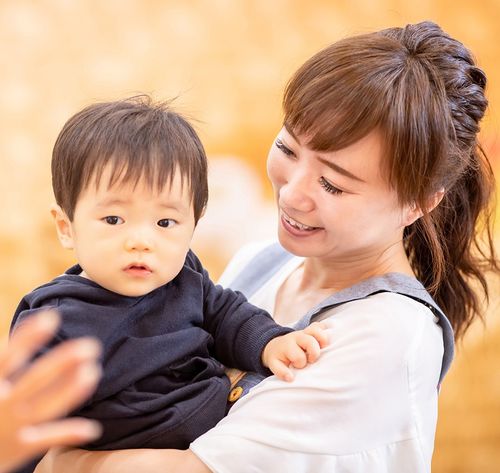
[79,270,164,298]
[104,282,164,298]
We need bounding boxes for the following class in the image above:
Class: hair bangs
[283,83,383,153]
[86,143,183,197]
[282,40,397,152]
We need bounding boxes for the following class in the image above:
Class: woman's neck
[273,241,414,326]
[298,243,415,294]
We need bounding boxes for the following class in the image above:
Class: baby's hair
[52,95,208,223]
[284,21,499,339]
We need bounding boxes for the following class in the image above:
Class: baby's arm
[188,251,295,373]
[261,322,329,381]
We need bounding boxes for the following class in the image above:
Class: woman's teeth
[283,213,316,231]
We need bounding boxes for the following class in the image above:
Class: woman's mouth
[280,211,322,236]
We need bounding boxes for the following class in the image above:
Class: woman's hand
[261,322,329,381]
[0,310,102,473]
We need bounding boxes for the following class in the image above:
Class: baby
[11,96,327,451]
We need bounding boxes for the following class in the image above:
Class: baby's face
[63,165,196,296]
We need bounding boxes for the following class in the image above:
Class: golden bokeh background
[1,1,498,471]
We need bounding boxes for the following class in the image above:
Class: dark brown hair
[52,95,208,223]
[283,21,498,339]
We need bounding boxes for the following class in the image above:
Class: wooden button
[228,386,243,402]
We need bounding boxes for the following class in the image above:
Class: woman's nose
[279,172,315,213]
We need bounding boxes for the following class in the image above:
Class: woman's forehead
[279,126,390,186]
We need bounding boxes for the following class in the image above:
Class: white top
[190,243,444,473]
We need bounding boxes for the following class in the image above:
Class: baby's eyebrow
[96,197,130,207]
[158,202,184,211]
[95,197,189,213]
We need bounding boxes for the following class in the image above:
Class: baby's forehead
[79,163,193,207]
[86,161,190,192]
[83,180,193,216]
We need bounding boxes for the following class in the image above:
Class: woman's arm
[35,447,210,473]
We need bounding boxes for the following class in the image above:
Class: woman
[36,21,498,472]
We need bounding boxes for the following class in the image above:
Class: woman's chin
[277,229,322,258]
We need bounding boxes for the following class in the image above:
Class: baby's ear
[50,204,74,249]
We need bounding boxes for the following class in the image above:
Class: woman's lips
[280,211,322,237]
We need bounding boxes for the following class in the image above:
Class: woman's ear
[427,188,445,213]
[403,203,423,227]
[50,204,74,249]
[403,188,445,226]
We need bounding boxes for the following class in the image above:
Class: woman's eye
[275,138,294,156]
[157,219,177,228]
[319,177,343,195]
[103,216,124,225]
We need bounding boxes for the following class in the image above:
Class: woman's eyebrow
[316,157,366,183]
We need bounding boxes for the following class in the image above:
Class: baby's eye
[157,219,177,228]
[103,216,124,225]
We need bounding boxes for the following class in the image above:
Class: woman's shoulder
[217,239,277,285]
[319,292,443,362]
[345,291,438,328]
[323,288,437,321]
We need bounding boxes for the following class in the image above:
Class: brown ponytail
[404,144,498,340]
[283,21,499,339]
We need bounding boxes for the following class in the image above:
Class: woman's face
[267,126,410,264]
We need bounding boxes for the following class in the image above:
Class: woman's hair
[283,21,498,340]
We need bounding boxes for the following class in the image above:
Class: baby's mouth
[124,263,153,276]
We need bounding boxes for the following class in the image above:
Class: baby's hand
[261,322,329,382]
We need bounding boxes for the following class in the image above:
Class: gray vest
[229,243,454,391]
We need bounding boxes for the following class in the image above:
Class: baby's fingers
[303,322,330,348]
[267,359,294,382]
[295,333,322,364]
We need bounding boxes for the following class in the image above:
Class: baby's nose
[124,233,153,252]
